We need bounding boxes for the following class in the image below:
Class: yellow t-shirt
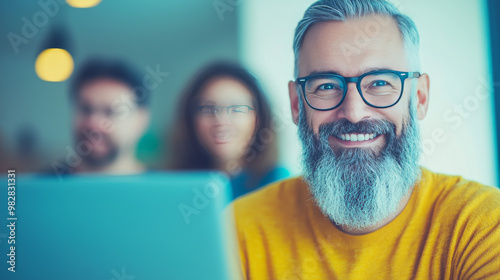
[234,168,500,279]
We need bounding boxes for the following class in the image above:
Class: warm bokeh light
[66,0,102,8]
[35,48,74,82]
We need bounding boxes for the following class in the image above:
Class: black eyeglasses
[296,70,421,111]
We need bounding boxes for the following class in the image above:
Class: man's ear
[288,80,300,125]
[135,108,151,136]
[416,73,430,120]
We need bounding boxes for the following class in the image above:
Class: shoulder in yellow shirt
[234,168,500,280]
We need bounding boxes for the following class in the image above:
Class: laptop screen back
[0,172,241,280]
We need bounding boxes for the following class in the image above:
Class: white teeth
[215,133,230,141]
[338,133,378,142]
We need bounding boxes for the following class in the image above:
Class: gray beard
[298,101,422,231]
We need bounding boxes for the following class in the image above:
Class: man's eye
[371,80,390,87]
[104,108,116,117]
[79,105,92,116]
[318,83,336,90]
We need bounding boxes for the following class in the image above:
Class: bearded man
[67,58,150,175]
[233,0,500,279]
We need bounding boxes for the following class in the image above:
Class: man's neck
[77,153,146,175]
[334,187,414,235]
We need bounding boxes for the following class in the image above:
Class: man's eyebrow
[361,67,392,73]
[306,67,393,77]
[307,70,341,76]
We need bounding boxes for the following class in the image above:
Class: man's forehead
[298,15,407,77]
[78,78,135,104]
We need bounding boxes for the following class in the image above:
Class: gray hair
[293,0,421,78]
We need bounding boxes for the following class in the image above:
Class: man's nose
[82,111,105,130]
[335,83,371,123]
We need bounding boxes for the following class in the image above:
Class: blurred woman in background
[169,61,289,200]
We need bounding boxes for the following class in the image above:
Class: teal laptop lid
[0,172,241,280]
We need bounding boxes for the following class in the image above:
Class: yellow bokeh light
[35,48,74,82]
[66,0,102,8]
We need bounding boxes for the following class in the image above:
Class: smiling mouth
[213,132,233,143]
[336,133,378,142]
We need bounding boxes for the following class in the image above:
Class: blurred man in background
[53,58,151,175]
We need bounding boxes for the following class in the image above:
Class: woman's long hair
[168,61,278,182]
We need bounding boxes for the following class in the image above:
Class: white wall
[239,0,498,186]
